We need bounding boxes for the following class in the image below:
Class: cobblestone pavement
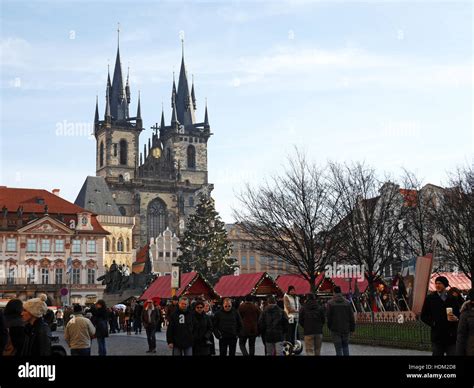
[55,327,430,356]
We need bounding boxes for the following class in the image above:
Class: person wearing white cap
[21,294,51,356]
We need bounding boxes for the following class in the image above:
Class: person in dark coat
[421,276,460,356]
[213,298,242,356]
[258,296,288,356]
[20,294,51,356]
[299,293,326,355]
[142,300,159,353]
[133,301,143,334]
[0,310,7,355]
[456,288,474,356]
[91,300,108,356]
[165,296,179,325]
[327,286,355,356]
[3,299,25,356]
[204,301,216,355]
[166,297,194,356]
[238,295,261,356]
[192,300,213,356]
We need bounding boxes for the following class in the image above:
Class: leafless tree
[431,165,473,286]
[327,162,404,304]
[398,169,439,258]
[233,151,342,293]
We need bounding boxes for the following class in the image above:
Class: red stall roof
[140,272,218,301]
[214,272,282,298]
[276,274,326,295]
[429,272,471,292]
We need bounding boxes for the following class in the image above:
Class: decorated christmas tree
[178,194,236,285]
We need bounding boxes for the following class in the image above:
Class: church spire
[204,98,210,129]
[105,85,111,122]
[94,95,99,124]
[125,65,131,104]
[191,74,196,110]
[160,104,165,129]
[176,38,195,127]
[111,22,126,120]
[136,90,141,118]
[171,94,179,127]
[171,72,176,108]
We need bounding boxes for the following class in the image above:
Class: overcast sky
[0,0,472,222]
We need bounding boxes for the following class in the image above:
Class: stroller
[282,315,303,356]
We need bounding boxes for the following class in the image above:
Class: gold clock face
[151,147,161,159]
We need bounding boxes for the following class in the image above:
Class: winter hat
[23,294,48,318]
[435,276,449,288]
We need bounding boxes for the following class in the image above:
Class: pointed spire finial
[105,85,111,121]
[191,74,196,110]
[136,90,141,119]
[160,103,165,129]
[204,97,209,129]
[117,22,121,48]
[94,95,99,123]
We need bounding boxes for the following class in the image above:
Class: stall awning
[139,272,218,301]
[214,272,282,298]
[275,274,325,295]
[429,272,471,292]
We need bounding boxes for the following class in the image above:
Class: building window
[117,238,124,252]
[106,238,110,251]
[86,240,96,254]
[87,268,96,284]
[147,198,168,241]
[172,252,177,258]
[113,143,118,157]
[55,268,63,284]
[6,238,16,252]
[158,251,164,258]
[27,266,36,284]
[189,196,194,207]
[99,141,104,167]
[41,268,49,284]
[72,268,80,284]
[249,256,255,267]
[119,206,126,216]
[126,238,130,252]
[119,140,128,165]
[41,239,51,252]
[187,145,196,168]
[165,252,170,258]
[242,256,247,266]
[27,239,37,252]
[7,266,16,285]
[55,239,64,252]
[72,239,81,253]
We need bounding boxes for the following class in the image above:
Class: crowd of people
[0,278,473,356]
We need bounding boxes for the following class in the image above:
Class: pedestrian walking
[20,294,51,356]
[3,299,25,356]
[167,297,194,356]
[192,300,213,356]
[142,300,159,353]
[421,276,460,356]
[165,296,179,325]
[258,296,288,356]
[299,293,325,355]
[327,286,355,356]
[91,299,109,356]
[456,288,474,356]
[64,304,96,356]
[238,295,261,356]
[213,298,242,356]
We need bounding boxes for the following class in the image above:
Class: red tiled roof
[429,272,472,292]
[0,187,86,214]
[214,272,281,297]
[140,272,218,300]
[0,186,107,234]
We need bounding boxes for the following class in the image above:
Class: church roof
[74,176,121,216]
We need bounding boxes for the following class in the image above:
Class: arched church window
[99,141,104,167]
[187,145,196,169]
[119,139,128,165]
[147,198,168,241]
[117,238,124,252]
[118,175,124,183]
[119,206,126,216]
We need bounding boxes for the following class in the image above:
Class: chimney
[52,189,60,196]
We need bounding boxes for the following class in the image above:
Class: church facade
[87,31,213,250]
